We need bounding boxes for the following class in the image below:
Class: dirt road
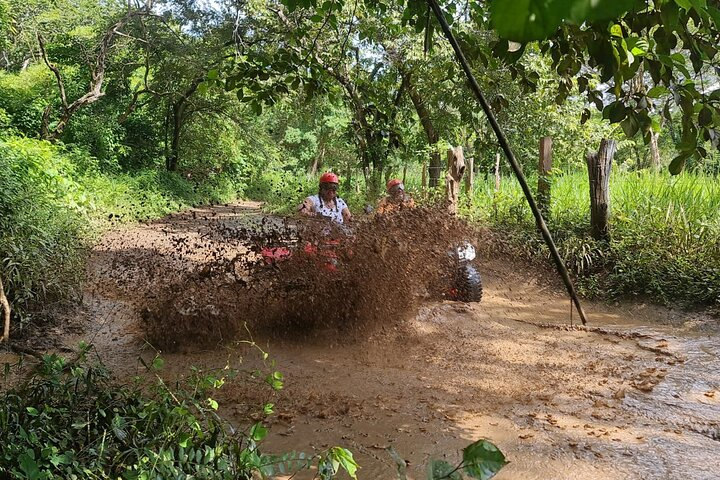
[64,202,719,479]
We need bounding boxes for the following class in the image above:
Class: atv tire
[454,264,482,302]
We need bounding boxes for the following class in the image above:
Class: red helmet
[319,172,339,184]
[386,178,403,192]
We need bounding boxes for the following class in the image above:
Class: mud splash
[93,206,479,350]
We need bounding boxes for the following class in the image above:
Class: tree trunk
[649,131,661,170]
[446,146,465,215]
[166,102,184,171]
[1,277,10,343]
[586,139,616,240]
[404,72,441,187]
[538,136,553,222]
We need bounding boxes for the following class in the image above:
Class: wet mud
[65,201,720,479]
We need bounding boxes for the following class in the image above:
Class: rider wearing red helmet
[298,172,352,224]
[377,178,415,214]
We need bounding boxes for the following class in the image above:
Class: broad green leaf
[647,85,668,98]
[699,106,713,126]
[568,0,637,23]
[674,0,692,10]
[428,459,462,480]
[490,0,564,42]
[621,114,639,137]
[491,0,637,41]
[250,422,268,441]
[178,432,191,448]
[329,447,358,479]
[462,439,508,479]
[19,451,41,480]
[669,151,692,174]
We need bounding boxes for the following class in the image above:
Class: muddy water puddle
[230,304,719,480]
[65,202,720,479]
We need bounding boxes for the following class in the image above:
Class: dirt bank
[56,202,720,479]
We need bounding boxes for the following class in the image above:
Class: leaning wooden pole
[427,0,588,325]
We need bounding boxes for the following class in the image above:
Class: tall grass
[464,168,720,306]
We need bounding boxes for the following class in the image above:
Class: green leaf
[674,0,692,10]
[621,114,639,137]
[490,0,564,42]
[669,151,692,174]
[19,451,41,480]
[568,0,637,23]
[178,432,191,448]
[49,453,71,467]
[699,106,713,126]
[602,102,627,123]
[250,422,268,441]
[207,398,219,410]
[26,406,39,416]
[462,439,508,479]
[428,459,462,480]
[491,0,637,41]
[647,85,668,98]
[152,357,164,370]
[329,447,358,479]
[263,403,275,415]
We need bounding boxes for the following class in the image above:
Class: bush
[0,134,247,327]
[0,137,91,319]
[0,347,360,480]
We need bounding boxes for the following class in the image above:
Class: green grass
[463,168,720,306]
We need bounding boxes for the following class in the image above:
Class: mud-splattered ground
[57,202,720,479]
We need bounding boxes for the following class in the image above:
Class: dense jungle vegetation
[1,0,720,477]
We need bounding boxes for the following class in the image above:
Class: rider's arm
[342,207,352,223]
[298,197,316,216]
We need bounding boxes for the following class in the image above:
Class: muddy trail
[55,202,719,479]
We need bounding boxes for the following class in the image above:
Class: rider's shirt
[308,194,348,224]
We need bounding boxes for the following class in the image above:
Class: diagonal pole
[427,0,588,325]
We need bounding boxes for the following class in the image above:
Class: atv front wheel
[453,264,482,302]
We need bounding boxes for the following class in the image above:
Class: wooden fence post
[586,139,617,240]
[446,146,465,214]
[538,136,552,221]
[464,155,474,195]
[421,162,427,197]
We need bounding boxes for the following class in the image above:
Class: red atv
[260,238,344,272]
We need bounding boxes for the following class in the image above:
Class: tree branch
[40,9,146,139]
[37,33,69,111]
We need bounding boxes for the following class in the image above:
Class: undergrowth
[0,345,359,480]
[0,135,245,328]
